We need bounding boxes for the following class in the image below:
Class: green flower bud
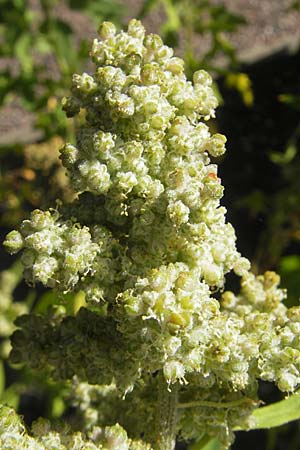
[98,21,117,39]
[3,230,23,254]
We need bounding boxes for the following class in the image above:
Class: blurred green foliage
[0,0,124,226]
[233,89,300,276]
[137,1,254,120]
[0,0,124,114]
[138,0,246,76]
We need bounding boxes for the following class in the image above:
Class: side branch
[178,397,259,410]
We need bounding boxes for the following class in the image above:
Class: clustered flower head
[3,19,300,449]
[0,405,151,450]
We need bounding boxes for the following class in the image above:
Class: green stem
[178,397,258,409]
[154,373,178,450]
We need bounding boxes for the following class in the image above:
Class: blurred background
[0,1,300,449]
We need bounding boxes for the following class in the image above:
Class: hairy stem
[154,373,178,450]
[177,397,258,410]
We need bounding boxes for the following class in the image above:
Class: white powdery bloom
[201,261,223,287]
[95,66,127,90]
[78,160,111,193]
[167,200,190,225]
[106,91,135,117]
[3,230,24,254]
[116,171,138,193]
[60,143,79,168]
[164,360,186,385]
[72,73,97,94]
[277,370,300,392]
[32,256,58,286]
[100,424,130,450]
[93,131,116,158]
[25,229,59,255]
[163,336,182,357]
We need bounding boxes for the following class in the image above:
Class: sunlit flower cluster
[3,19,300,449]
[0,405,151,450]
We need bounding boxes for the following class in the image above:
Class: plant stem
[177,397,258,409]
[154,373,178,450]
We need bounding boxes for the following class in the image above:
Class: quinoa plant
[3,20,300,450]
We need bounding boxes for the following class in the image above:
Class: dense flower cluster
[3,19,300,449]
[69,376,158,443]
[0,405,151,450]
[10,308,143,392]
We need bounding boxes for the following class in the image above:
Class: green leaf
[51,396,65,418]
[161,0,181,34]
[278,94,300,110]
[270,145,297,165]
[280,255,300,273]
[208,5,246,33]
[48,29,78,75]
[248,392,300,429]
[279,255,300,307]
[188,437,222,450]
[12,0,25,9]
[14,33,33,75]
[68,0,125,22]
[35,36,53,54]
[212,81,224,105]
[0,385,19,409]
[33,290,59,314]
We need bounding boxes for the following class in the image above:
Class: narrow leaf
[161,0,181,33]
[14,34,33,75]
[249,393,300,429]
[270,145,297,165]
